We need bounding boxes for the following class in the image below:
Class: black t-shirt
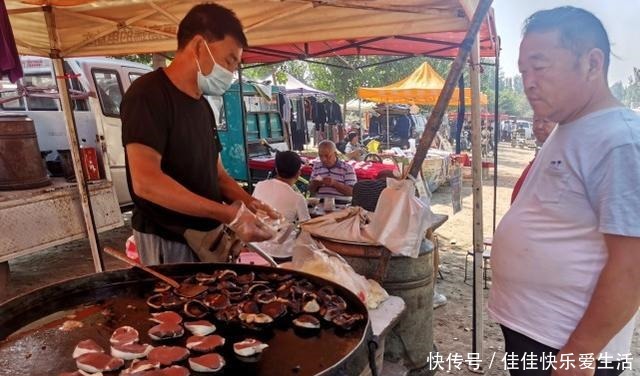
[121,69,222,242]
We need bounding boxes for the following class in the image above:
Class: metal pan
[0,263,372,376]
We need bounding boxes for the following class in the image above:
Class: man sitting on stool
[309,140,357,197]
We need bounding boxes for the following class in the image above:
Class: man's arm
[328,180,353,196]
[554,234,640,374]
[127,143,235,223]
[217,159,253,206]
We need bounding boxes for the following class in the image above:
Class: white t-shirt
[489,107,640,357]
[252,178,310,223]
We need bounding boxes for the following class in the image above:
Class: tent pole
[51,57,104,272]
[470,35,484,370]
[237,66,252,190]
[455,75,465,154]
[492,54,500,233]
[44,7,104,273]
[386,103,390,150]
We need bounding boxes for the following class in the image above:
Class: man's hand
[247,199,281,220]
[228,202,275,243]
[551,349,596,376]
[322,177,334,187]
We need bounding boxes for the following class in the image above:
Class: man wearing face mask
[120,3,276,265]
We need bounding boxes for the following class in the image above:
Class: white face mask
[195,41,234,97]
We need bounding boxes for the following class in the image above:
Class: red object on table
[248,157,396,180]
[451,153,471,167]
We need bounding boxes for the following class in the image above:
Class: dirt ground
[1,142,638,375]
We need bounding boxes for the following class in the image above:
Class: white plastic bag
[365,178,435,257]
[287,232,389,309]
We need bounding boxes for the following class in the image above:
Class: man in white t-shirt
[489,7,640,376]
[252,151,309,259]
[252,151,310,224]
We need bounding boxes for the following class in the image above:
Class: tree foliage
[622,68,640,109]
[120,54,153,66]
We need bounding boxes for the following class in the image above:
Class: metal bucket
[0,114,51,190]
[318,238,434,373]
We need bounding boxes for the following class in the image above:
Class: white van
[0,56,153,206]
[514,120,533,139]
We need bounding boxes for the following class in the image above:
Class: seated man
[344,132,364,161]
[309,140,357,197]
[252,151,310,223]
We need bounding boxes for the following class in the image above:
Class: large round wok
[0,263,372,376]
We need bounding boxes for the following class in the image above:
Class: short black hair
[275,151,302,179]
[347,132,359,142]
[522,6,610,74]
[177,3,248,50]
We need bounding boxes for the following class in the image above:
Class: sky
[493,0,640,84]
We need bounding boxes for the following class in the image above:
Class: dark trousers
[501,325,624,376]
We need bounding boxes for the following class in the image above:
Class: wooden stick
[103,247,180,289]
[407,0,494,178]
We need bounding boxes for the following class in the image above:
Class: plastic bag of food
[287,232,388,309]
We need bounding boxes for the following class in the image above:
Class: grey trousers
[133,230,199,265]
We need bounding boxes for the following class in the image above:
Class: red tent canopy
[242,9,498,64]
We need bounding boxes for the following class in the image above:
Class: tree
[610,81,625,102]
[120,54,153,66]
[623,67,640,109]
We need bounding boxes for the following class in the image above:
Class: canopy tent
[282,73,334,98]
[346,99,376,112]
[358,61,488,106]
[4,1,497,367]
[6,0,497,61]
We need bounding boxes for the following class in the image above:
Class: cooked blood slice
[72,339,104,359]
[239,300,260,314]
[332,312,364,330]
[189,353,225,373]
[261,301,287,319]
[153,282,172,293]
[183,300,208,319]
[148,323,184,341]
[233,338,269,357]
[302,298,321,313]
[161,365,191,376]
[120,359,160,375]
[293,314,321,329]
[58,371,103,376]
[76,352,124,373]
[184,320,216,336]
[150,311,183,325]
[110,342,153,360]
[147,346,190,366]
[109,326,139,346]
[239,313,273,325]
[185,335,225,353]
[203,293,230,310]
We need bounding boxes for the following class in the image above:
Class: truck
[0,56,152,268]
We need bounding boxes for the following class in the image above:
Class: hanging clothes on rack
[327,100,343,124]
[291,98,307,150]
